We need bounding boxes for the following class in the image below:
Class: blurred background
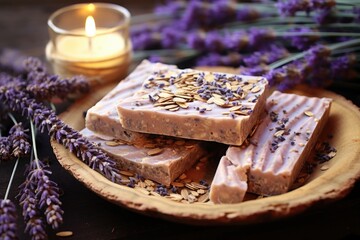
[0,0,159,58]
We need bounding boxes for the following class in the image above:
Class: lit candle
[46,3,132,85]
[55,16,125,61]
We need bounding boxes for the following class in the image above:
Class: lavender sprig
[1,143,20,240]
[9,123,31,158]
[0,50,89,101]
[0,199,17,240]
[0,87,122,183]
[0,116,30,162]
[0,136,12,162]
[18,121,64,240]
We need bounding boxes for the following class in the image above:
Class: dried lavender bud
[34,167,63,229]
[265,62,303,90]
[131,24,166,51]
[248,28,275,49]
[0,199,17,240]
[285,27,320,50]
[0,136,12,162]
[196,52,242,67]
[243,45,289,67]
[236,6,261,21]
[314,8,337,24]
[25,74,89,101]
[331,54,356,80]
[154,0,184,16]
[276,0,311,17]
[9,123,31,158]
[23,57,47,83]
[18,158,62,239]
[160,25,184,48]
[187,31,206,51]
[18,160,47,240]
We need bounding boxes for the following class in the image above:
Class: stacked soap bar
[81,129,205,186]
[85,60,177,141]
[209,91,332,204]
[117,69,269,146]
[84,60,207,185]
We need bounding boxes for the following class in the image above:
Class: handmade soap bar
[85,60,177,141]
[117,69,269,145]
[209,156,250,204]
[209,91,332,203]
[81,128,206,186]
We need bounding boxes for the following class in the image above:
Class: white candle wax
[56,28,125,61]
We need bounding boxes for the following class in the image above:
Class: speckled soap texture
[210,91,332,204]
[117,69,269,145]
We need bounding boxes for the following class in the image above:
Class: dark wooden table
[1,1,359,240]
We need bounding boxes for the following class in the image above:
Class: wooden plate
[50,69,360,225]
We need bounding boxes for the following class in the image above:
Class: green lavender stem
[4,158,19,200]
[30,119,40,170]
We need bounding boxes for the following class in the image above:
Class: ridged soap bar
[210,91,332,203]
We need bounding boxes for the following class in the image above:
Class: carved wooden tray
[50,68,360,225]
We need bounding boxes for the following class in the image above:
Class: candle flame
[85,16,96,37]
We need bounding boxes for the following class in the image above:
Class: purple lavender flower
[265,63,304,90]
[243,45,289,67]
[34,168,63,229]
[0,87,122,184]
[248,28,275,49]
[224,30,248,51]
[314,8,336,24]
[196,52,242,67]
[285,27,320,50]
[310,0,336,9]
[236,7,260,21]
[0,136,11,162]
[330,54,356,80]
[161,26,184,48]
[276,0,311,16]
[180,0,204,29]
[208,1,237,25]
[305,45,331,67]
[241,64,270,76]
[26,74,89,101]
[154,0,185,16]
[0,199,17,240]
[205,31,226,52]
[19,181,48,240]
[18,158,63,239]
[187,31,206,51]
[9,123,31,158]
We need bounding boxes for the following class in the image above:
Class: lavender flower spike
[0,87,122,184]
[9,123,31,158]
[0,199,17,240]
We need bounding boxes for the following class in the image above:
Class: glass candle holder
[46,3,132,85]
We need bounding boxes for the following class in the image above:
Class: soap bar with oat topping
[85,60,177,141]
[117,69,269,145]
[209,91,332,203]
[80,128,206,186]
